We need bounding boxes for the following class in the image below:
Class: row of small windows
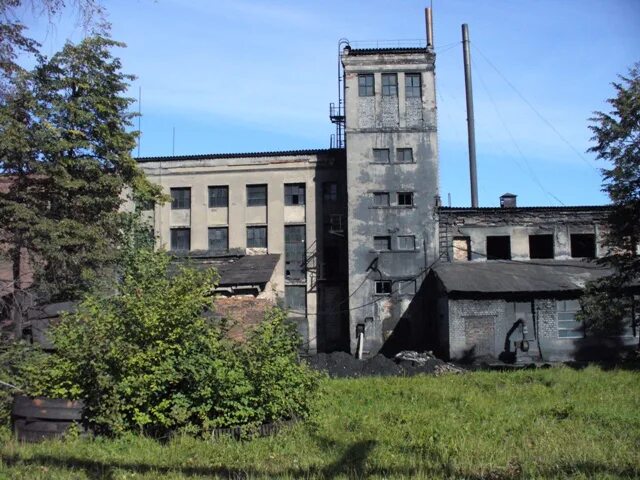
[170,183,339,210]
[358,73,422,98]
[373,235,416,251]
[453,233,597,260]
[374,279,416,296]
[170,225,267,252]
[373,148,413,164]
[556,299,638,339]
[373,191,414,207]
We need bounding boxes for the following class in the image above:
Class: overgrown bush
[22,248,319,437]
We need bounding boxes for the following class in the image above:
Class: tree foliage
[22,248,319,437]
[579,63,640,336]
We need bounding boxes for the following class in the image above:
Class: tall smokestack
[425,8,434,48]
[462,23,478,208]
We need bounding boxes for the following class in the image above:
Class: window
[285,285,306,313]
[397,192,414,206]
[405,73,422,98]
[358,74,374,96]
[557,300,583,338]
[170,187,190,210]
[398,235,416,250]
[285,225,306,280]
[373,192,390,207]
[323,182,337,202]
[529,234,554,259]
[373,148,390,163]
[208,227,228,253]
[571,233,596,258]
[375,280,392,295]
[396,148,413,163]
[208,186,228,208]
[374,235,391,251]
[247,226,267,248]
[170,228,190,251]
[486,235,511,260]
[247,184,267,207]
[381,73,398,96]
[398,279,416,295]
[453,236,471,261]
[285,183,305,206]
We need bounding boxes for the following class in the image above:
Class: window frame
[375,280,392,295]
[170,228,190,252]
[405,73,422,98]
[557,300,583,339]
[396,148,414,164]
[373,235,391,251]
[397,235,416,251]
[381,73,398,96]
[246,225,268,248]
[322,182,338,203]
[208,227,228,253]
[358,74,375,97]
[284,183,306,206]
[372,148,390,164]
[397,192,414,207]
[170,187,191,210]
[208,186,228,208]
[373,192,390,207]
[246,184,267,207]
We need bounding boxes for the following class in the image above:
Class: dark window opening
[323,182,337,202]
[486,235,511,260]
[373,148,390,163]
[170,228,190,251]
[382,73,398,96]
[375,280,392,295]
[170,187,190,210]
[571,233,596,258]
[405,73,422,98]
[358,74,374,96]
[396,148,413,163]
[285,225,306,281]
[397,192,414,206]
[285,183,305,206]
[247,184,267,206]
[208,186,228,208]
[373,192,390,206]
[529,234,554,259]
[247,226,267,248]
[374,236,391,251]
[322,245,339,280]
[208,227,228,253]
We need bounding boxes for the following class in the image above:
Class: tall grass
[1,366,639,479]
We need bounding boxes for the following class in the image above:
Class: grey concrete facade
[342,47,439,356]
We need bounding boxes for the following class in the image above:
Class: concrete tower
[342,46,439,356]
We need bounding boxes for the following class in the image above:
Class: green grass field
[1,366,639,479]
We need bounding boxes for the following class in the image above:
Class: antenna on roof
[137,86,142,157]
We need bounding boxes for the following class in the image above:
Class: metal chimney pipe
[462,24,478,208]
[425,8,434,48]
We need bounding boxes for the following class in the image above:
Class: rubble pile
[306,350,465,378]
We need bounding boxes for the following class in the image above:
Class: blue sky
[21,0,640,207]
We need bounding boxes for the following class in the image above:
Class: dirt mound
[306,350,464,378]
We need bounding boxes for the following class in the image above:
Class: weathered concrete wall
[439,207,611,261]
[343,48,439,356]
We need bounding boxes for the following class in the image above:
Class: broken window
[486,235,511,260]
[285,183,305,206]
[453,236,471,261]
[405,73,422,98]
[208,227,228,253]
[170,228,190,251]
[285,285,306,314]
[397,235,415,250]
[373,192,390,207]
[374,236,391,251]
[247,184,267,207]
[247,226,267,248]
[571,233,596,258]
[323,182,337,203]
[375,280,392,295]
[382,73,398,96]
[397,192,414,206]
[396,148,413,163]
[373,148,390,163]
[285,225,306,281]
[170,187,190,210]
[208,186,228,208]
[358,74,374,96]
[529,234,554,259]
[557,300,583,338]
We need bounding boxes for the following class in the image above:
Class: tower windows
[373,192,390,207]
[396,148,414,163]
[247,184,267,206]
[358,74,374,96]
[373,148,390,163]
[170,187,190,210]
[397,192,414,206]
[381,73,398,96]
[405,73,422,97]
[284,183,306,206]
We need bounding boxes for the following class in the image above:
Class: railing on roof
[346,39,426,49]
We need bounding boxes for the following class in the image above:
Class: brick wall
[214,296,274,342]
[448,299,506,359]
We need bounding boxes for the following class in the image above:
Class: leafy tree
[579,64,640,339]
[1,36,161,318]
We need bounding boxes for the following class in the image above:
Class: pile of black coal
[305,350,464,378]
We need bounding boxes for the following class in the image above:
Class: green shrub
[21,248,318,437]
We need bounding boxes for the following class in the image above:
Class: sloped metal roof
[215,254,280,286]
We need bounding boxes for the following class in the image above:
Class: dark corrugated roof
[136,148,344,163]
[439,205,611,213]
[216,254,280,286]
[346,47,429,55]
[431,260,614,295]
